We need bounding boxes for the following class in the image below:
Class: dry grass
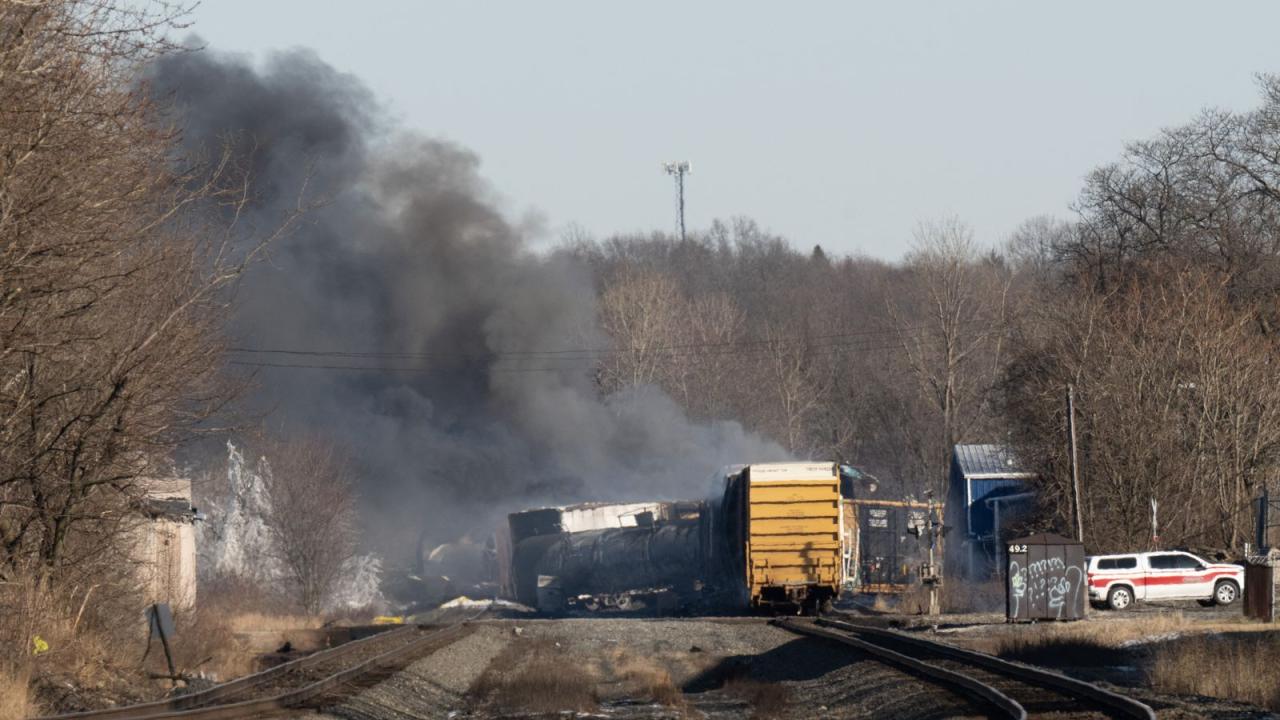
[167,607,254,681]
[1150,634,1280,711]
[470,638,598,714]
[722,676,791,719]
[974,611,1257,658]
[609,649,685,707]
[940,579,1005,614]
[0,669,31,720]
[0,574,139,715]
[958,611,1280,711]
[171,583,327,681]
[0,569,331,716]
[221,612,323,634]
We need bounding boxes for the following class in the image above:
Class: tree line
[4,0,1279,651]
[572,76,1280,555]
[0,3,352,684]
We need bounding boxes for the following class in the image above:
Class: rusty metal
[32,617,478,720]
[811,618,1156,720]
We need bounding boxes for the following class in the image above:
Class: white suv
[1086,551,1243,610]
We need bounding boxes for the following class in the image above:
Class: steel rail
[31,617,475,720]
[815,618,1157,720]
[773,618,1026,720]
[112,623,471,720]
[33,624,416,720]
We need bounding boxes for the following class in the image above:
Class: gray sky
[186,1,1280,260]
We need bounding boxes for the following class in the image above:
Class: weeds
[0,669,30,720]
[973,611,1229,657]
[609,649,685,707]
[1150,635,1280,711]
[963,611,1280,711]
[470,638,598,714]
[722,676,790,719]
[940,579,1005,614]
[0,572,143,716]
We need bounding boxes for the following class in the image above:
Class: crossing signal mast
[663,160,691,242]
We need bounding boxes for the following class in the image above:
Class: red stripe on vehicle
[1088,571,1237,589]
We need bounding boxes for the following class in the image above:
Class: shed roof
[953,444,1034,480]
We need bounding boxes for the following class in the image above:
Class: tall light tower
[663,160,691,241]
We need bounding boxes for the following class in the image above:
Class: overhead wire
[225,323,981,374]
[225,319,989,364]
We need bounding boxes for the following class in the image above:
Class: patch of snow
[1119,631,1182,647]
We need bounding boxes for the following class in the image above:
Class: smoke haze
[148,46,786,556]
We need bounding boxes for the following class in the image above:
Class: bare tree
[1004,264,1280,551]
[890,219,1010,497]
[596,269,684,391]
[259,437,359,615]
[0,0,295,588]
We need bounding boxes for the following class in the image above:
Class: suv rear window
[1097,557,1137,570]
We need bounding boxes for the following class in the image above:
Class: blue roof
[950,444,1036,540]
[952,444,1032,479]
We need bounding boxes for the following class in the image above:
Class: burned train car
[499,501,712,612]
[496,461,850,613]
[718,462,844,610]
[842,499,942,594]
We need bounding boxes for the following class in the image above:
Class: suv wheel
[1107,585,1133,610]
[1213,580,1239,606]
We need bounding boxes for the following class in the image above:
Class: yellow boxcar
[722,462,843,610]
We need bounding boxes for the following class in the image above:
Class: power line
[225,330,975,375]
[227,360,578,374]
[226,319,989,362]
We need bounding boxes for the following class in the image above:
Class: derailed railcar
[719,462,844,611]
[501,501,712,612]
[842,499,941,594]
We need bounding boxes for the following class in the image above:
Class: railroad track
[34,612,484,720]
[774,617,1156,720]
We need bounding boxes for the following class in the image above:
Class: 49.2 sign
[1008,544,1028,554]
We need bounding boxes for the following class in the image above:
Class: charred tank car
[496,462,851,614]
[500,501,714,613]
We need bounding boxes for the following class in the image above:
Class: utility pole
[662,161,691,241]
[1067,384,1084,542]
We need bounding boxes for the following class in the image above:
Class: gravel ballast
[306,618,987,719]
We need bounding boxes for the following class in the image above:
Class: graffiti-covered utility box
[1006,533,1086,621]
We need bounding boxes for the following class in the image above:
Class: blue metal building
[945,444,1036,578]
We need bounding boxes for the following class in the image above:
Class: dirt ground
[314,618,989,719]
[859,599,1280,719]
[296,597,1280,719]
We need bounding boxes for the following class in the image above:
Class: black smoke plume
[148,46,785,556]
